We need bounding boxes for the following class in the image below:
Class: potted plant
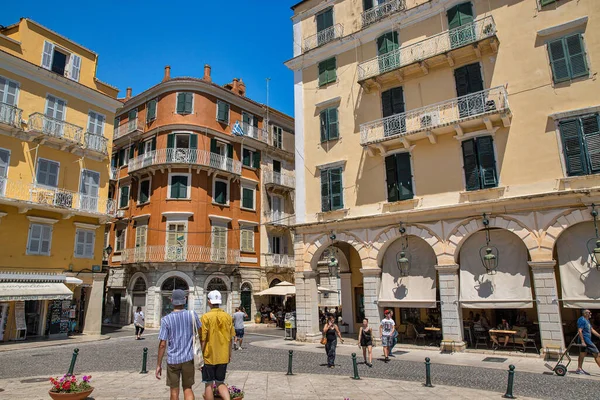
[254,312,262,324]
[204,384,245,399]
[48,375,93,400]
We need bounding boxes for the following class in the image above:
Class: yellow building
[287,0,600,354]
[0,19,121,341]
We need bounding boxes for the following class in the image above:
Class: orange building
[104,66,295,327]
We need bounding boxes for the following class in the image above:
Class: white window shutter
[70,55,81,82]
[6,80,18,106]
[75,230,85,256]
[42,41,54,69]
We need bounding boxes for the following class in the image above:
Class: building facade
[287,0,600,353]
[105,65,294,327]
[0,19,120,341]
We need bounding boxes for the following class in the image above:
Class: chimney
[125,87,132,100]
[238,78,246,97]
[203,64,212,82]
[232,78,239,94]
[163,65,171,82]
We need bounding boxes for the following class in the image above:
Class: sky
[3,1,297,116]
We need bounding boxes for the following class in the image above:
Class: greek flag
[232,121,245,136]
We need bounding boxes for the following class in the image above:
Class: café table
[488,329,518,349]
[424,326,441,346]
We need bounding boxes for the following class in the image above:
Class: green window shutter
[320,169,331,212]
[171,176,188,199]
[447,5,461,29]
[176,93,186,114]
[242,188,254,209]
[215,181,227,204]
[328,107,339,140]
[138,142,144,155]
[560,119,586,176]
[253,150,261,169]
[151,137,157,151]
[217,101,229,123]
[118,149,125,166]
[475,136,498,188]
[120,186,129,208]
[330,167,343,210]
[395,153,414,200]
[140,180,150,203]
[184,93,193,114]
[224,103,230,124]
[565,34,588,79]
[385,155,399,202]
[227,143,234,159]
[548,39,570,83]
[462,138,481,191]
[167,134,175,149]
[320,110,328,142]
[328,57,337,84]
[128,109,137,122]
[540,0,556,6]
[318,61,327,87]
[447,2,473,29]
[189,133,197,149]
[111,155,117,168]
[147,99,157,122]
[210,138,218,154]
[582,115,600,174]
[242,148,251,167]
[129,146,135,159]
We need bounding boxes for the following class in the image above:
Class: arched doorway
[131,277,147,322]
[267,278,283,309]
[161,276,189,317]
[269,278,281,287]
[206,277,228,312]
[240,283,252,321]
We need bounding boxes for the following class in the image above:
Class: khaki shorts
[167,360,195,388]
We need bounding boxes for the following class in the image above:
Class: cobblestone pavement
[1,331,599,400]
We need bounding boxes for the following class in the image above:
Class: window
[27,223,53,255]
[272,126,283,149]
[0,148,9,195]
[540,0,557,6]
[168,174,190,199]
[381,87,405,136]
[320,107,339,142]
[377,31,400,71]
[0,76,19,108]
[213,178,229,205]
[45,95,66,128]
[548,34,589,83]
[241,186,255,210]
[79,169,100,212]
[87,111,105,136]
[166,222,186,261]
[135,225,147,248]
[36,159,59,187]
[211,223,228,262]
[454,63,484,117]
[242,112,258,134]
[119,185,130,208]
[138,179,151,204]
[447,2,475,47]
[115,227,126,252]
[316,8,334,46]
[176,92,193,115]
[146,99,157,122]
[320,167,343,212]
[41,41,81,81]
[559,114,600,176]
[385,152,413,202]
[270,235,287,254]
[242,147,261,168]
[240,227,255,252]
[74,229,95,259]
[216,100,230,124]
[318,57,337,86]
[462,135,498,191]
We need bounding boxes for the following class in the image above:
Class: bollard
[286,350,294,375]
[140,347,148,374]
[67,348,79,376]
[424,357,433,387]
[351,353,360,380]
[503,365,516,399]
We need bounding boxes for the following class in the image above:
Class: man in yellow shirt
[201,290,235,400]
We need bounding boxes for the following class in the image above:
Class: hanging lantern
[586,205,600,270]
[479,214,499,275]
[328,255,339,277]
[396,225,411,277]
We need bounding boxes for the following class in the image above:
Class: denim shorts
[382,335,392,347]
[235,328,244,338]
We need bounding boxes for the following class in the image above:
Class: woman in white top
[134,307,145,340]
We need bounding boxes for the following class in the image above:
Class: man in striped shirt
[156,289,201,400]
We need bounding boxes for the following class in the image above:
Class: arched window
[269,278,281,288]
[161,277,188,292]
[207,277,227,292]
[132,277,146,292]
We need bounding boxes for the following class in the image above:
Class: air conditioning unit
[420,111,440,128]
[116,210,126,218]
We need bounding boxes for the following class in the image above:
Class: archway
[160,276,189,317]
[269,278,282,287]
[206,277,228,313]
[240,282,252,321]
[131,277,147,322]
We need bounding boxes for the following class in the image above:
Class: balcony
[0,102,23,130]
[84,132,108,156]
[303,24,344,53]
[113,118,143,143]
[263,170,295,192]
[361,0,406,28]
[264,211,295,227]
[358,16,498,90]
[128,148,242,175]
[360,86,511,151]
[236,121,269,144]
[109,167,118,181]
[120,245,240,265]
[0,177,116,217]
[264,253,295,269]
[27,113,84,148]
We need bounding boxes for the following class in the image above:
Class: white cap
[208,290,222,305]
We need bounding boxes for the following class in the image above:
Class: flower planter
[203,395,244,399]
[48,388,94,400]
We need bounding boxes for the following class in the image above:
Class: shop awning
[257,281,296,296]
[0,282,73,301]
[317,286,337,294]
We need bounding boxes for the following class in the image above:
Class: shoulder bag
[191,310,203,368]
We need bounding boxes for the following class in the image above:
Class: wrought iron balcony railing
[263,170,295,189]
[114,118,142,140]
[84,132,108,155]
[236,120,269,144]
[110,167,118,180]
[360,86,510,145]
[358,16,497,82]
[264,211,295,226]
[303,24,344,52]
[121,245,240,265]
[264,253,295,269]
[128,148,242,175]
[0,177,116,216]
[361,0,406,28]
[27,113,84,145]
[0,102,23,128]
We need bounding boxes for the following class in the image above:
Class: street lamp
[396,225,410,277]
[479,213,499,275]
[586,204,600,270]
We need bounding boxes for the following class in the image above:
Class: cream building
[286,0,600,354]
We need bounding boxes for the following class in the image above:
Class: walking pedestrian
[388,309,398,356]
[155,289,201,400]
[358,318,373,367]
[380,310,395,362]
[232,307,247,350]
[134,307,145,340]
[202,290,235,400]
[576,309,600,375]
[323,314,344,368]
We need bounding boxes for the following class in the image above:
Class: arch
[373,224,443,267]
[542,208,594,256]
[207,277,228,291]
[305,230,369,271]
[204,272,231,291]
[156,270,194,291]
[241,282,253,291]
[161,276,188,291]
[128,272,148,292]
[267,274,287,287]
[447,216,539,262]
[269,278,282,287]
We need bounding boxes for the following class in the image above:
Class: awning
[257,286,296,296]
[0,282,73,301]
[317,286,337,294]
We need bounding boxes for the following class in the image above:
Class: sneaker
[581,369,591,375]
[575,369,587,375]
[367,363,373,368]
[238,346,243,350]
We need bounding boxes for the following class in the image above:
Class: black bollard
[351,353,360,380]
[67,348,79,376]
[503,365,516,399]
[140,347,148,374]
[424,357,433,387]
[286,350,294,375]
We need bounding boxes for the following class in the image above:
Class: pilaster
[83,273,106,336]
[361,268,382,334]
[435,264,466,350]
[529,260,565,352]
[295,270,320,341]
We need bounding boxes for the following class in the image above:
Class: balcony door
[44,95,66,137]
[166,222,187,261]
[447,2,475,48]
[271,195,283,221]
[377,31,400,73]
[0,149,9,196]
[211,223,228,263]
[242,112,258,138]
[454,63,484,118]
[273,160,281,185]
[316,8,334,46]
[79,169,100,212]
[381,87,405,137]
[0,77,19,126]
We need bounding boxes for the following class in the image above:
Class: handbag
[190,310,203,368]
[320,336,327,345]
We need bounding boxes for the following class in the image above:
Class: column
[295,270,320,341]
[529,261,565,352]
[361,268,382,336]
[435,264,465,351]
[83,273,106,336]
[339,272,354,329]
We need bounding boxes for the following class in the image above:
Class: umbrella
[256,281,295,296]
